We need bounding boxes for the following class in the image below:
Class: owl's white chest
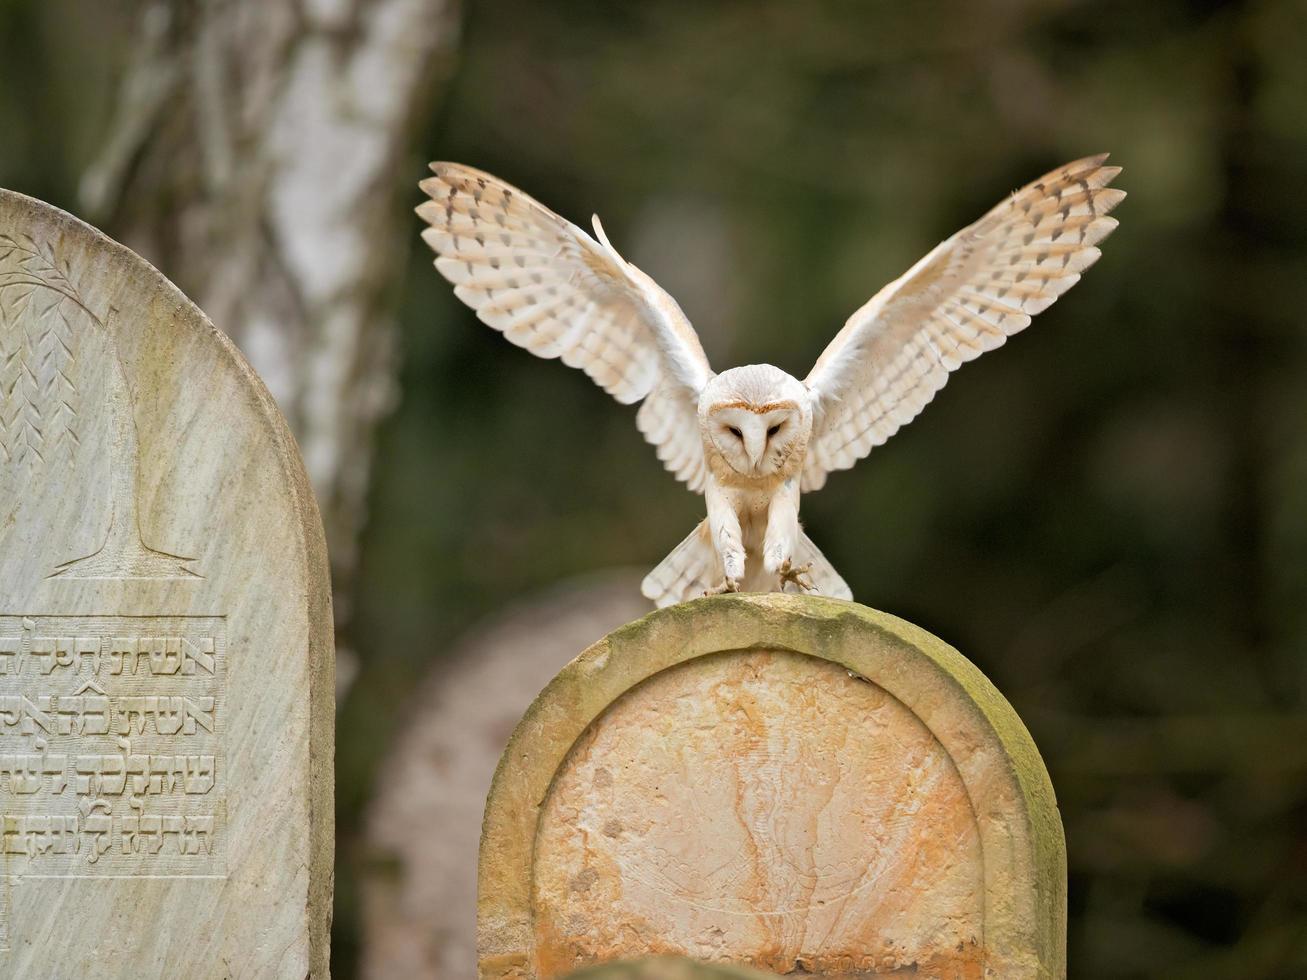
[705,487,772,592]
[703,466,803,591]
[735,505,776,592]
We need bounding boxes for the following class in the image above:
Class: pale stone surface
[362,573,651,980]
[0,191,334,976]
[562,956,779,979]
[535,651,984,976]
[480,594,1065,979]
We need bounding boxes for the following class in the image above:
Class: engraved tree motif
[0,234,78,468]
[0,233,196,578]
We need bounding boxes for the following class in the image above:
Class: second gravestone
[0,191,333,976]
[481,594,1065,979]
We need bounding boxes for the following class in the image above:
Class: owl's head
[699,365,812,478]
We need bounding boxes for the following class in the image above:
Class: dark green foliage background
[3,1,1306,976]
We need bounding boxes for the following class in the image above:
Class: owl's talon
[779,559,816,593]
[703,577,740,597]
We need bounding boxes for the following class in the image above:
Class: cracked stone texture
[534,650,983,977]
[479,594,1065,979]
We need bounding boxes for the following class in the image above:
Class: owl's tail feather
[793,529,854,601]
[642,520,720,608]
[641,521,854,607]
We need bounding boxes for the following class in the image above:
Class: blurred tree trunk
[80,0,460,689]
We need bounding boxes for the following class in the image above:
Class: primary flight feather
[417,156,1124,606]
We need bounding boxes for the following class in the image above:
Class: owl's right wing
[418,163,714,491]
[801,154,1124,491]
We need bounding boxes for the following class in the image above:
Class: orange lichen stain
[787,941,984,978]
[478,951,532,979]
[531,937,581,980]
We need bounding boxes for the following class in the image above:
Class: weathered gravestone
[480,594,1065,980]
[561,956,779,979]
[0,190,334,976]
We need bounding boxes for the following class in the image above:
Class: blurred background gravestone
[362,572,650,980]
[479,595,1065,979]
[0,191,333,975]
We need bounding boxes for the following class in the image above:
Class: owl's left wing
[802,154,1124,491]
[418,163,713,491]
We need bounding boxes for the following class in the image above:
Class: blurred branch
[81,0,461,688]
[78,4,184,213]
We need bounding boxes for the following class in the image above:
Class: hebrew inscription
[0,615,225,877]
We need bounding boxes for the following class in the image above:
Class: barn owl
[417,155,1124,607]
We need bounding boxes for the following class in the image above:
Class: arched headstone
[480,594,1064,979]
[0,190,333,976]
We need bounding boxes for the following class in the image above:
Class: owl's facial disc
[708,400,804,476]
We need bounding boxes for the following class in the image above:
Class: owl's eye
[727,426,742,438]
[767,424,782,438]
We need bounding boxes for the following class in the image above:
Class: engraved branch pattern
[0,234,81,470]
[0,225,198,578]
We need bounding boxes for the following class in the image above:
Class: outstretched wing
[802,154,1124,491]
[418,163,714,491]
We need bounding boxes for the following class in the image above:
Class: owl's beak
[744,430,766,469]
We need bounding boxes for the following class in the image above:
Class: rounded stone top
[479,593,1065,980]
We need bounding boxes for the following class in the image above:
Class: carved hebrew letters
[0,616,225,875]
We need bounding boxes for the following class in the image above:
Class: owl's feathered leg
[705,482,746,590]
[763,477,801,577]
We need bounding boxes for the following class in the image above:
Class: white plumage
[418,155,1124,606]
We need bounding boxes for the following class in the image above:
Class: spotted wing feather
[803,154,1124,491]
[418,163,713,489]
